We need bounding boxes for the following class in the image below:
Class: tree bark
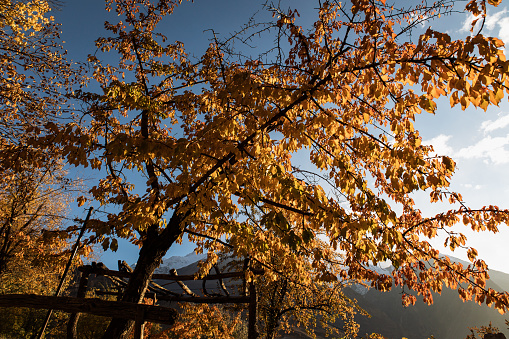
[101,211,185,338]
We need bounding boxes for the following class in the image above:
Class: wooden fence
[0,261,262,339]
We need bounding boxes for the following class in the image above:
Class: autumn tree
[0,0,89,334]
[0,248,70,338]
[32,0,509,337]
[1,0,91,250]
[0,160,77,275]
[153,303,245,339]
[0,0,79,154]
[0,0,84,257]
[255,252,362,338]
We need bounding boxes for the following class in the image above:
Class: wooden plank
[156,294,251,303]
[67,270,90,339]
[169,269,199,297]
[248,281,259,339]
[0,294,178,325]
[78,265,263,281]
[95,290,251,304]
[134,308,145,339]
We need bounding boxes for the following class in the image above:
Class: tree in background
[154,303,245,339]
[0,163,84,339]
[0,0,80,155]
[162,246,362,339]
[256,261,361,338]
[30,0,509,337]
[466,322,505,339]
[0,0,84,258]
[0,1,89,337]
[0,161,77,275]
[0,253,69,338]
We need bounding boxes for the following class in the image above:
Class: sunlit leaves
[158,303,243,339]
[0,0,86,277]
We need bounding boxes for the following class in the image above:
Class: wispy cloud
[480,113,509,133]
[455,135,509,164]
[497,16,509,45]
[423,134,509,164]
[459,8,509,46]
[460,12,478,33]
[485,8,508,31]
[423,134,454,155]
[462,183,484,190]
[410,12,430,28]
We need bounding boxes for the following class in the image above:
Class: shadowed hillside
[348,283,508,338]
[164,255,509,339]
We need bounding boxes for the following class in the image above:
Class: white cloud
[423,134,454,155]
[462,183,484,190]
[459,13,478,33]
[423,133,509,164]
[455,135,509,164]
[485,8,508,31]
[459,8,509,46]
[497,16,509,45]
[410,12,430,28]
[480,113,509,133]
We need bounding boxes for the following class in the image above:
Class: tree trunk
[101,212,185,338]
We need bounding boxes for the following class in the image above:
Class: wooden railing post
[134,306,145,339]
[38,207,93,339]
[66,267,91,338]
[248,281,258,339]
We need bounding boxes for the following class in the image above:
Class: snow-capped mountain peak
[156,251,207,273]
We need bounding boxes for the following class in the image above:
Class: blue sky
[53,1,509,273]
[412,6,509,273]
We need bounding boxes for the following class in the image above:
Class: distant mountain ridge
[348,256,509,338]
[156,251,207,272]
